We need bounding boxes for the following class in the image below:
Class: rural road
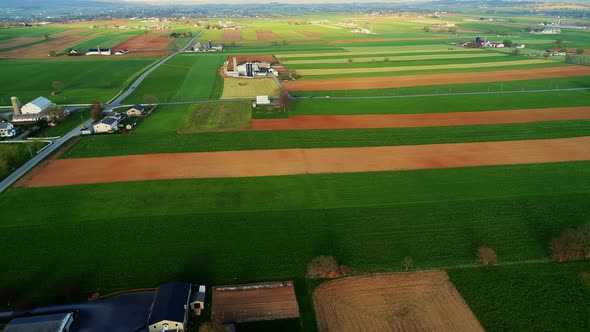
[0,33,201,193]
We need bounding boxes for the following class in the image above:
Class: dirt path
[251,107,590,130]
[314,271,484,332]
[15,136,590,187]
[283,66,590,91]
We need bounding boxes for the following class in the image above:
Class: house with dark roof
[127,104,145,117]
[148,281,192,332]
[189,285,206,315]
[5,313,74,332]
[93,116,119,134]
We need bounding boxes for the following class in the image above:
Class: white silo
[11,96,21,115]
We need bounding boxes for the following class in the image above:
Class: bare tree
[550,229,586,262]
[45,105,68,123]
[278,89,292,110]
[91,102,103,122]
[402,256,414,271]
[48,50,56,57]
[44,33,50,40]
[307,256,340,279]
[477,246,497,266]
[347,58,353,64]
[576,48,584,55]
[52,81,64,93]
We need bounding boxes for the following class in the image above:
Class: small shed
[256,95,271,106]
[127,104,145,117]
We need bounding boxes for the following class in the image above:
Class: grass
[448,261,590,332]
[0,58,158,104]
[0,142,47,181]
[71,30,143,51]
[1,162,590,306]
[62,119,590,158]
[123,53,225,103]
[177,101,252,133]
[220,77,280,99]
[291,90,590,115]
[32,109,90,138]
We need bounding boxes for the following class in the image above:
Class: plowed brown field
[283,66,590,91]
[251,107,590,130]
[0,35,89,58]
[256,30,280,40]
[16,136,590,187]
[222,30,243,42]
[0,37,44,49]
[314,271,484,332]
[114,33,174,51]
[212,281,300,323]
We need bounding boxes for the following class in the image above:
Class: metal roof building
[21,97,54,115]
[5,313,74,332]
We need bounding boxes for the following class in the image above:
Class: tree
[502,39,513,47]
[170,43,180,52]
[576,48,584,54]
[543,52,550,59]
[91,102,103,122]
[448,27,457,34]
[306,256,340,279]
[283,40,288,45]
[198,321,226,332]
[555,38,563,49]
[524,27,532,33]
[423,26,431,32]
[45,105,68,123]
[511,48,520,56]
[550,229,586,262]
[143,94,159,105]
[48,50,56,57]
[52,81,64,93]
[278,89,292,110]
[402,256,414,270]
[347,58,353,64]
[476,246,497,266]
[44,33,49,40]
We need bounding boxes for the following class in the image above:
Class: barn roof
[148,281,191,325]
[26,97,53,110]
[88,48,111,52]
[99,117,118,126]
[131,104,145,111]
[0,122,12,129]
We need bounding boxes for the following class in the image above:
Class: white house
[127,104,145,117]
[148,281,192,332]
[86,48,112,56]
[93,117,119,134]
[0,122,16,137]
[21,97,54,115]
[256,95,271,106]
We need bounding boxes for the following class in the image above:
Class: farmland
[220,77,279,99]
[32,109,90,138]
[0,57,158,104]
[177,101,251,133]
[123,53,225,103]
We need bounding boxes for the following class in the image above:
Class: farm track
[251,107,590,130]
[283,66,590,91]
[15,136,590,187]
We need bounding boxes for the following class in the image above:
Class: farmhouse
[192,40,223,52]
[102,111,122,120]
[86,48,112,56]
[225,57,278,78]
[0,122,16,137]
[255,95,271,106]
[5,313,74,332]
[127,104,145,117]
[21,96,54,115]
[148,281,192,332]
[93,117,119,134]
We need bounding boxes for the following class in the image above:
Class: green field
[71,30,143,51]
[0,58,158,104]
[449,262,590,332]
[1,162,590,309]
[177,101,251,133]
[123,53,225,103]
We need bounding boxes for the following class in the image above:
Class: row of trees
[565,54,590,65]
[550,225,590,262]
[423,26,457,33]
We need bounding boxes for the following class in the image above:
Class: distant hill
[2,0,118,8]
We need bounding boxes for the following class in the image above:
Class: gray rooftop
[5,313,73,332]
[99,117,118,126]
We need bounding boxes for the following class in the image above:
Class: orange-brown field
[283,66,590,91]
[256,30,280,40]
[212,281,300,323]
[222,30,243,42]
[114,33,174,51]
[314,271,484,332]
[250,107,590,130]
[15,136,590,187]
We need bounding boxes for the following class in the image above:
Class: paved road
[0,33,201,193]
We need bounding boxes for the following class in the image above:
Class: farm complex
[1,4,590,332]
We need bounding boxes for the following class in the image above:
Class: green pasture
[0,58,158,104]
[449,261,590,332]
[32,109,90,138]
[0,26,69,39]
[71,30,144,51]
[123,53,225,103]
[291,90,590,115]
[291,76,590,97]
[62,119,590,158]
[177,101,251,133]
[1,161,590,310]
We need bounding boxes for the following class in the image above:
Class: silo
[11,96,21,115]
[233,57,237,71]
[208,40,213,49]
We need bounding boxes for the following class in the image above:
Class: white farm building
[93,117,119,134]
[21,97,54,115]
